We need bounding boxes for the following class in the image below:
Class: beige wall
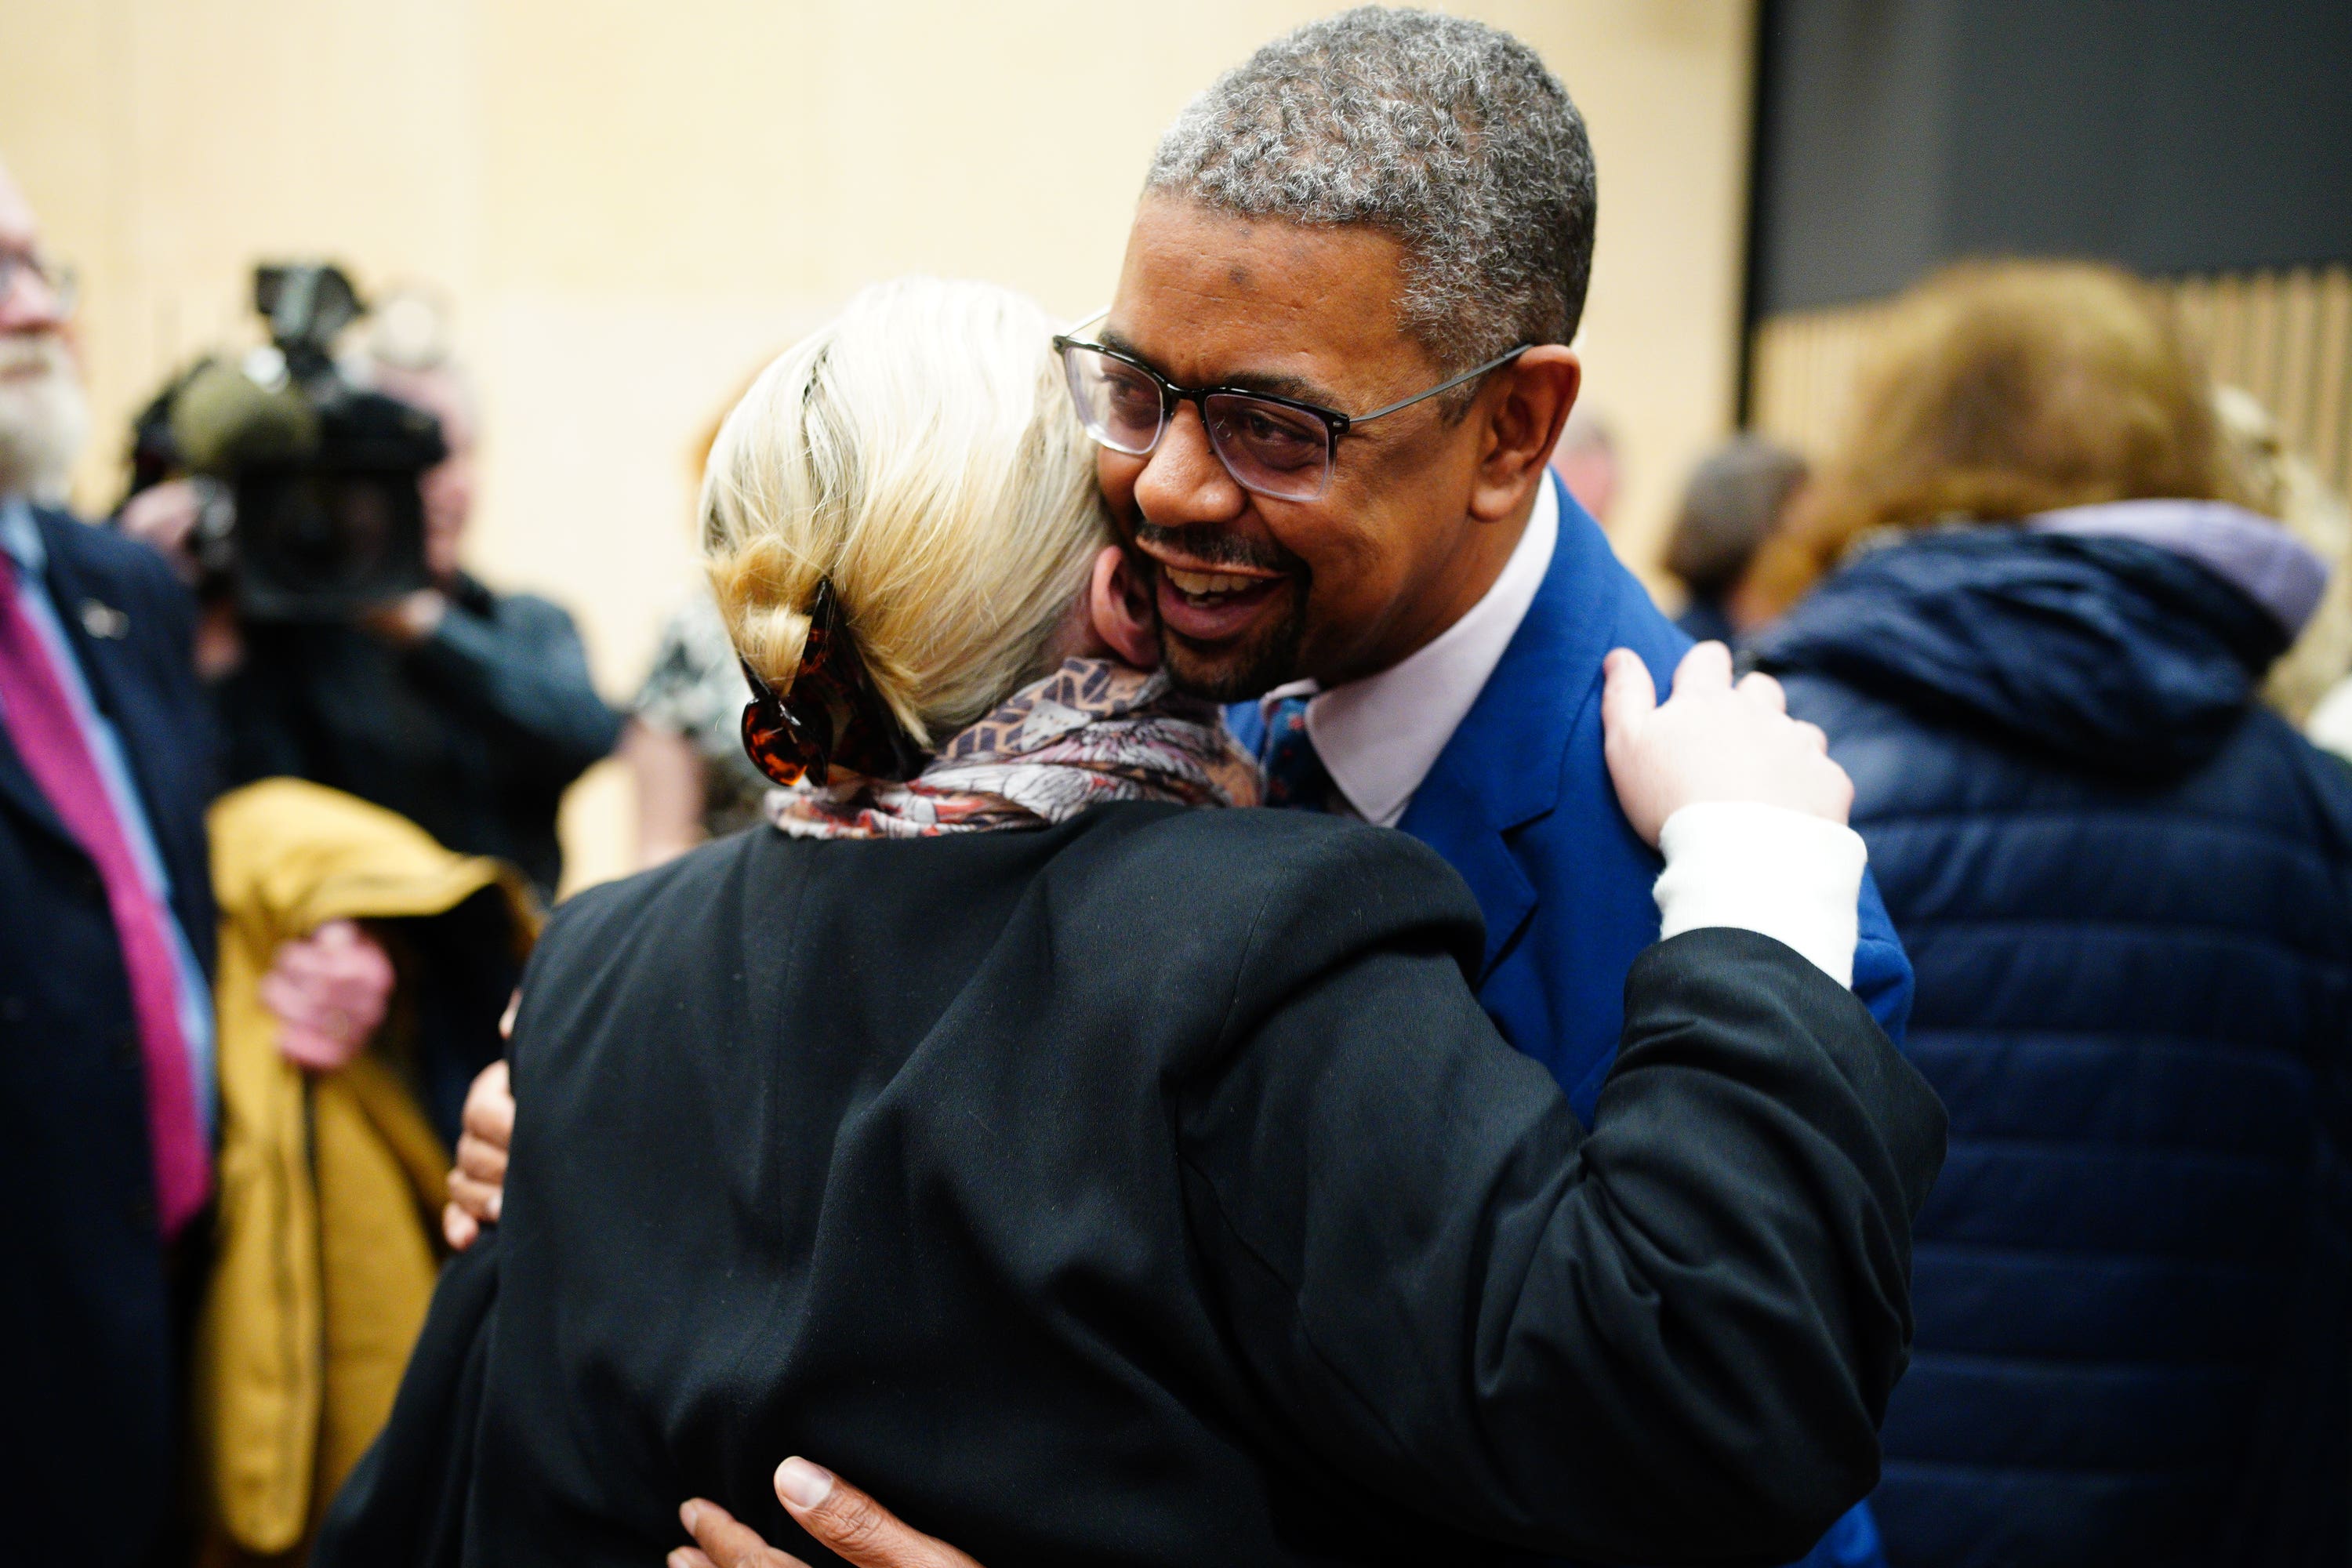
[0,0,1756,892]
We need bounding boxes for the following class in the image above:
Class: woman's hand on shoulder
[1601,641,1853,848]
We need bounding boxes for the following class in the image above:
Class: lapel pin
[79,600,130,640]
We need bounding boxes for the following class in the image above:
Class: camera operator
[123,293,621,902]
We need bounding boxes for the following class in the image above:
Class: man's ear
[1470,346,1581,523]
[1089,544,1160,670]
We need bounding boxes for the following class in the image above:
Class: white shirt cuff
[1653,802,1867,989]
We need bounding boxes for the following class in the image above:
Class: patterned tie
[1258,695,1335,811]
[0,553,210,1237]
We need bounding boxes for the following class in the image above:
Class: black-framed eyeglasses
[1051,308,1529,502]
[0,249,78,318]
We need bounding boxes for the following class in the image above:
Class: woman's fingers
[462,1060,515,1149]
[1672,638,1736,695]
[1601,649,1666,845]
[1736,669,1788,713]
[456,1130,507,1187]
[1603,639,1857,841]
[441,1200,479,1252]
[1600,648,1657,743]
[447,1061,514,1238]
[448,1168,502,1226]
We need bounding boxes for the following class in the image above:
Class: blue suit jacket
[1231,482,1910,1568]
[1232,480,1913,1124]
[0,507,217,1568]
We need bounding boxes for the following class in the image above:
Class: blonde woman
[320,279,1939,1568]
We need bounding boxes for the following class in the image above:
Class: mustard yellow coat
[197,779,539,1559]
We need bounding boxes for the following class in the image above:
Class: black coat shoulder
[538,800,1489,1009]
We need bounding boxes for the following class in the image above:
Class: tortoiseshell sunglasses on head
[739,579,927,788]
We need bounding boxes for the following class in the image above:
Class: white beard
[0,333,90,506]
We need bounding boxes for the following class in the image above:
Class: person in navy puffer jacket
[1746,261,2352,1568]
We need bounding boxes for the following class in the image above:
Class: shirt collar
[1261,475,1559,827]
[0,495,42,576]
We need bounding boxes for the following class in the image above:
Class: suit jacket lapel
[0,513,179,862]
[1396,765,1534,980]
[1399,474,1620,980]
[39,517,190,858]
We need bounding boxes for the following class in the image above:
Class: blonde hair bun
[701,279,1109,749]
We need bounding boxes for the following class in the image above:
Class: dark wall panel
[1751,0,2352,316]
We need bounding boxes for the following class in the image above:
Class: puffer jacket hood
[1756,505,2320,779]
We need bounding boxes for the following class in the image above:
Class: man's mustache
[0,332,73,379]
[1131,521,1299,575]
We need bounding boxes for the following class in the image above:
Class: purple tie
[0,552,210,1237]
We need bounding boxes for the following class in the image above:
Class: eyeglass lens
[1062,344,1334,502]
[1063,346,1163,455]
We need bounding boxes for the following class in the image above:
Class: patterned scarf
[764,657,1261,839]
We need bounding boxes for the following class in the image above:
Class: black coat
[322,805,1945,1568]
[0,507,218,1568]
[1761,529,2352,1567]
[215,574,621,898]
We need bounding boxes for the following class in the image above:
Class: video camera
[130,263,445,621]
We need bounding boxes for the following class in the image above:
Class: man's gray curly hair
[1145,6,1596,380]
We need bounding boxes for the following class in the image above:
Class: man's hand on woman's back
[438,1055,982,1568]
[672,1461,983,1568]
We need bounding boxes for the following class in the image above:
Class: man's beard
[1159,595,1308,703]
[1132,519,1312,703]
[0,334,89,504]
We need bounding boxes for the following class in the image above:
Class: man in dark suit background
[0,154,224,1568]
[0,154,404,1568]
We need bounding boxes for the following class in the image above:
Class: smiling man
[1075,27,1916,1560]
[1076,9,1913,1129]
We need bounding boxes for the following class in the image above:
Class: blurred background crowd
[2,2,2349,1566]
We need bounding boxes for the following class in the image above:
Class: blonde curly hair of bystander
[1745,260,2244,618]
